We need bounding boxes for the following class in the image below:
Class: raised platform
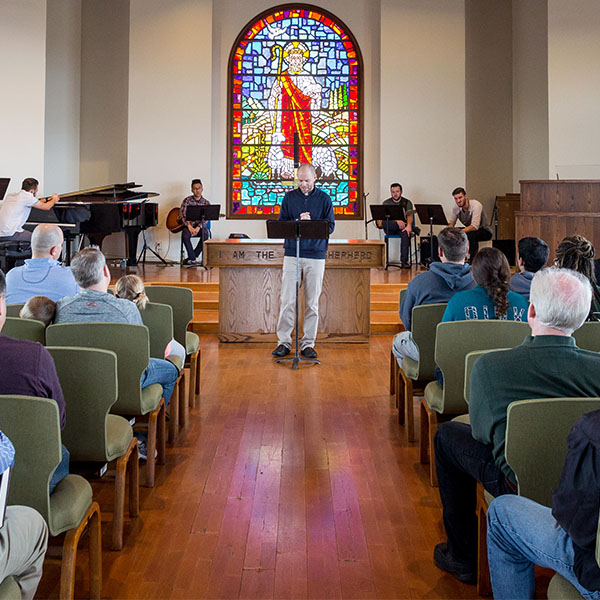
[144,280,407,335]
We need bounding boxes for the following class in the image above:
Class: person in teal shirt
[442,247,528,323]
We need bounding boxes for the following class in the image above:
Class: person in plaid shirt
[179,179,211,266]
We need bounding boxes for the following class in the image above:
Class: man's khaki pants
[0,506,48,600]
[276,256,325,350]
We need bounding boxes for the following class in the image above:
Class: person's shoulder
[56,292,80,309]
[0,333,43,356]
[507,289,529,307]
[4,264,23,280]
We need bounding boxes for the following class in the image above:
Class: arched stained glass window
[228,5,363,219]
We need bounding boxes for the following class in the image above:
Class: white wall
[0,0,47,195]
[45,0,82,194]
[548,0,600,178]
[128,0,213,260]
[379,0,465,235]
[512,0,548,189]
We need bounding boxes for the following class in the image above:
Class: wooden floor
[37,263,482,600]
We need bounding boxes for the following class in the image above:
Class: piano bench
[0,242,32,272]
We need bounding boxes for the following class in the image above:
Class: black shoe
[183,258,197,267]
[301,347,318,359]
[433,543,476,584]
[272,344,290,357]
[400,261,411,269]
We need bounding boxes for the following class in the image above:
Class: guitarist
[180,179,210,266]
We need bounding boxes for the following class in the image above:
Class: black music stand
[370,204,408,270]
[267,219,330,370]
[185,204,221,269]
[414,204,448,267]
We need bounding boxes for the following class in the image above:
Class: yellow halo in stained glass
[283,41,309,59]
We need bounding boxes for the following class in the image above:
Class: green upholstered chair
[547,514,600,599]
[45,323,166,488]
[463,349,507,406]
[1,317,45,344]
[140,301,187,438]
[420,320,529,486]
[392,302,447,442]
[0,577,21,600]
[5,304,24,318]
[573,321,600,353]
[145,285,200,408]
[46,346,139,550]
[0,395,102,600]
[476,397,600,596]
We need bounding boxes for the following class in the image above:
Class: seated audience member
[0,269,68,492]
[442,247,528,323]
[433,267,600,584]
[381,183,414,268]
[392,227,474,365]
[20,296,56,326]
[555,234,600,320]
[509,236,549,301]
[114,275,186,362]
[447,187,493,262]
[0,178,59,243]
[5,224,78,303]
[55,247,179,406]
[0,431,49,600]
[487,409,600,600]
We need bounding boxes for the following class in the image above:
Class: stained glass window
[228,6,362,219]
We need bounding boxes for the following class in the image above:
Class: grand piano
[27,182,159,266]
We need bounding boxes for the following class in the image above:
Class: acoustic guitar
[166,207,185,234]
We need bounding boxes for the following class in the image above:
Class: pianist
[0,178,59,243]
[5,224,78,304]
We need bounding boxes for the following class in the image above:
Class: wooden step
[193,292,219,310]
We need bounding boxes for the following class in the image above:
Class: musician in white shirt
[0,178,59,242]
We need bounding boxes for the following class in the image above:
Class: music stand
[0,178,10,201]
[184,204,221,268]
[370,204,407,269]
[414,204,448,267]
[267,219,330,370]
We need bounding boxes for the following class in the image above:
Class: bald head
[31,224,64,258]
[297,163,317,195]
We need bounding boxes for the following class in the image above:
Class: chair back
[46,347,118,462]
[573,322,600,353]
[435,320,529,414]
[1,317,45,344]
[140,302,174,359]
[5,304,24,318]
[463,349,508,404]
[398,287,407,308]
[506,398,600,506]
[410,303,447,380]
[46,322,150,415]
[0,395,61,524]
[145,285,193,347]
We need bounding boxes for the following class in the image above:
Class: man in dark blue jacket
[272,164,335,359]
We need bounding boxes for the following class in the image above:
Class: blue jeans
[49,444,70,494]
[141,358,179,406]
[434,421,515,566]
[487,495,600,599]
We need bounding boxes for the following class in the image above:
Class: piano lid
[39,182,159,204]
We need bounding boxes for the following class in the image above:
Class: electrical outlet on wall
[155,242,162,253]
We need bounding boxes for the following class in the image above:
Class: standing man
[0,178,59,243]
[382,183,414,268]
[179,179,210,266]
[272,164,335,360]
[447,187,492,262]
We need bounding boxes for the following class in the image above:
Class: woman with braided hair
[442,247,529,323]
[555,235,600,320]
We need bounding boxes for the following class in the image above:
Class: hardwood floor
[37,330,481,599]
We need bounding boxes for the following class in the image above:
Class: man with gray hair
[55,247,179,459]
[432,267,600,584]
[5,224,78,303]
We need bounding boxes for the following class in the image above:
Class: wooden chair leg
[178,371,188,428]
[477,482,492,596]
[419,398,429,464]
[402,373,415,442]
[112,437,138,551]
[157,399,166,466]
[168,378,179,443]
[195,348,201,398]
[428,409,439,487]
[390,349,396,397]
[188,352,197,409]
[144,405,159,488]
[396,368,404,425]
[129,441,140,518]
[59,501,102,600]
